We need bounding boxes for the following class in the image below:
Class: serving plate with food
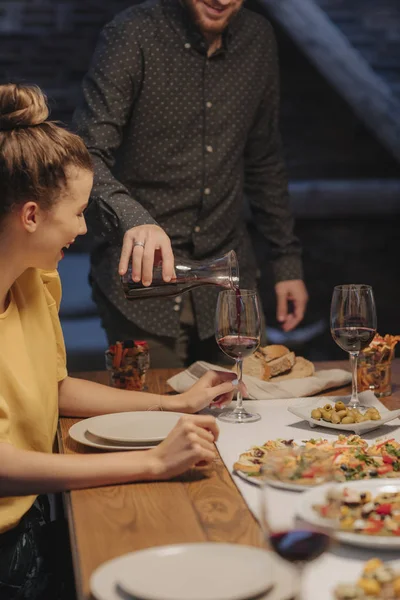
[288,397,400,434]
[334,558,400,600]
[297,479,400,549]
[233,435,400,490]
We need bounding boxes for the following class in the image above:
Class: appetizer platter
[233,436,400,490]
[334,558,400,600]
[297,480,400,549]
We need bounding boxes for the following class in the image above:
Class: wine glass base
[218,409,261,423]
[348,401,366,410]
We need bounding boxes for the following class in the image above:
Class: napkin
[167,361,352,400]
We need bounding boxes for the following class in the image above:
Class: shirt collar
[161,0,244,53]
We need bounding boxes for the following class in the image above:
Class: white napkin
[167,361,352,400]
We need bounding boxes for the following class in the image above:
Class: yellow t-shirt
[0,268,67,533]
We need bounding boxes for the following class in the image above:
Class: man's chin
[198,16,230,35]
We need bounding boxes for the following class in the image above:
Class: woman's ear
[20,202,40,233]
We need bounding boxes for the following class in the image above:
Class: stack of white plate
[69,411,186,451]
[90,543,295,600]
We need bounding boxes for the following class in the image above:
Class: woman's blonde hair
[0,83,93,223]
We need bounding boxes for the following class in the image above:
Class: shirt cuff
[272,255,303,283]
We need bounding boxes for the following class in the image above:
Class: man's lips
[201,0,229,15]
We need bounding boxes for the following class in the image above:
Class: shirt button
[194,226,201,233]
[184,43,191,49]
[173,304,180,312]
[206,145,213,153]
[206,101,212,108]
[175,295,182,304]
[204,188,211,195]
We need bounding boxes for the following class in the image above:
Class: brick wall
[1,0,399,178]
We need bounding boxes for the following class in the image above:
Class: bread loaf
[237,344,314,382]
[257,345,290,362]
[241,352,271,380]
[272,356,315,382]
[267,351,296,377]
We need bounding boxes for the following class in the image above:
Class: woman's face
[29,166,93,270]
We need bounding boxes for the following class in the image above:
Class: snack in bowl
[239,344,315,381]
[335,558,400,600]
[313,487,400,536]
[311,401,381,425]
[358,333,400,398]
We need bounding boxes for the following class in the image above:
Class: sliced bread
[272,356,315,381]
[267,351,296,377]
[240,352,271,381]
[258,345,290,362]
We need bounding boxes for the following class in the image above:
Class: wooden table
[58,360,400,600]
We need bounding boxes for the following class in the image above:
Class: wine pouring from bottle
[121,250,239,300]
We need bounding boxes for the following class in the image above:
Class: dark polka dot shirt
[73,0,303,341]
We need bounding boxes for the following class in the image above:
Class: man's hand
[118,224,174,286]
[275,279,308,332]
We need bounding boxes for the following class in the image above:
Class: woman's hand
[165,370,247,414]
[147,414,219,479]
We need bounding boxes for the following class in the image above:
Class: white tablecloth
[214,398,400,600]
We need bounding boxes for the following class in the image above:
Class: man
[73,0,308,367]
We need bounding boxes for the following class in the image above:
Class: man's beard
[184,0,240,35]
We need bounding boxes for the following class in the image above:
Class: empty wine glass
[260,448,333,600]
[330,284,377,409]
[215,289,261,423]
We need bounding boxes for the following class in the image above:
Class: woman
[0,84,239,599]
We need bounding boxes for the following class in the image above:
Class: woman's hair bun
[0,84,49,131]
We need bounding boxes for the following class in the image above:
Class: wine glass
[330,284,377,409]
[259,448,333,600]
[215,289,261,423]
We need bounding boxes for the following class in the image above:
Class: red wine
[218,335,259,359]
[269,530,330,563]
[332,326,375,353]
[235,287,242,334]
[122,278,216,299]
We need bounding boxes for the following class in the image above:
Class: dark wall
[1,0,398,179]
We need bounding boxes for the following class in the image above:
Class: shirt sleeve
[40,271,68,382]
[0,394,10,442]
[244,22,303,283]
[72,19,157,242]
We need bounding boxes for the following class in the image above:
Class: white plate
[86,411,185,443]
[69,420,158,451]
[235,469,309,491]
[288,393,400,434]
[90,543,295,600]
[297,479,400,549]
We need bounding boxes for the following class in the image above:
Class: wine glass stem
[234,358,244,413]
[349,352,359,408]
[293,563,304,600]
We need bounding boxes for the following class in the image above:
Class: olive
[323,404,333,412]
[336,409,347,419]
[311,409,322,420]
[321,410,332,422]
[341,416,355,424]
[335,401,346,412]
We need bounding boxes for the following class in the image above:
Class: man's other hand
[275,279,308,332]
